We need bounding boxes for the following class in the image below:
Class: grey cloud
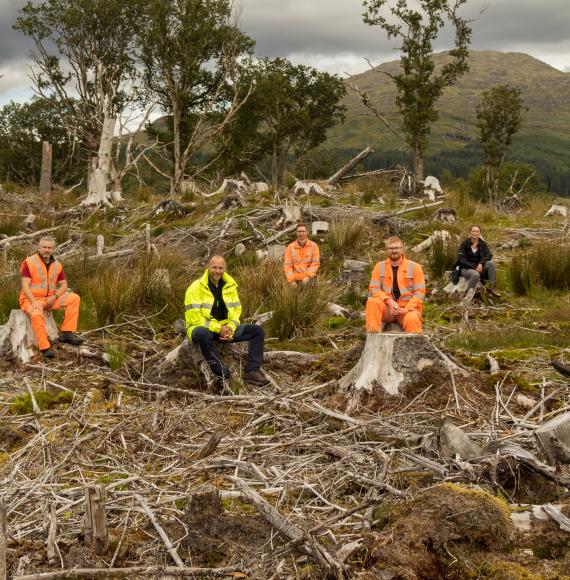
[0,0,34,67]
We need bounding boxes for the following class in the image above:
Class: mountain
[325,51,570,193]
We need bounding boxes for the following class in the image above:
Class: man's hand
[219,325,233,341]
[31,300,44,313]
[45,295,57,310]
[387,299,401,317]
[289,281,298,288]
[475,264,483,273]
[301,277,310,285]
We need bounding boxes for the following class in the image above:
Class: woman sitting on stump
[455,225,500,297]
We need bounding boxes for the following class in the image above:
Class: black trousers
[191,323,264,378]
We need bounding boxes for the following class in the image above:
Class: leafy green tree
[222,58,347,188]
[476,84,527,200]
[139,0,254,194]
[0,97,79,185]
[15,0,145,153]
[360,0,471,184]
[469,162,543,201]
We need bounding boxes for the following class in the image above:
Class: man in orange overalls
[283,223,320,287]
[19,236,83,358]
[366,236,425,333]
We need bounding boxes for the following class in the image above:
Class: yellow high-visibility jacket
[284,239,320,282]
[368,257,426,312]
[184,270,241,337]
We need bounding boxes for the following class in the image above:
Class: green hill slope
[326,51,570,193]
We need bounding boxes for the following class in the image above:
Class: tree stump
[535,413,570,464]
[339,333,465,407]
[0,310,58,363]
[84,485,109,554]
[160,339,217,385]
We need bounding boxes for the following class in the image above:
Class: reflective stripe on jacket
[184,270,242,337]
[19,254,63,300]
[368,257,426,312]
[284,239,320,282]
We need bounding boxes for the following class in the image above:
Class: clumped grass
[328,219,367,257]
[507,244,570,295]
[268,278,336,340]
[236,260,282,320]
[0,214,23,237]
[69,250,190,327]
[0,277,21,323]
[428,238,457,278]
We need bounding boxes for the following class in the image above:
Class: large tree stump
[536,413,570,464]
[160,339,216,385]
[0,310,58,363]
[339,333,465,406]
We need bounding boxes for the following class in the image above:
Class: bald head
[207,255,226,285]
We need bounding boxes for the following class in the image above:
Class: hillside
[326,51,570,192]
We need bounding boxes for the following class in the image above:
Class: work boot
[40,347,55,359]
[245,370,271,387]
[58,331,85,346]
[486,286,501,298]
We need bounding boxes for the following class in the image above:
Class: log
[282,200,302,225]
[411,230,451,253]
[432,208,458,223]
[327,146,373,186]
[251,182,269,193]
[39,141,52,196]
[0,227,60,249]
[343,259,370,271]
[11,565,250,579]
[339,333,466,400]
[535,413,570,464]
[84,486,109,554]
[0,310,58,363]
[213,179,248,196]
[96,235,104,257]
[46,502,58,566]
[545,204,568,218]
[194,433,222,460]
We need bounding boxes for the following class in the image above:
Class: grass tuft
[428,238,457,278]
[327,219,367,257]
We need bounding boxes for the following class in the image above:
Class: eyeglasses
[387,247,403,251]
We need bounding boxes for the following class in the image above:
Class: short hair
[385,236,403,248]
[470,224,482,232]
[207,254,226,266]
[38,236,56,246]
[296,222,308,230]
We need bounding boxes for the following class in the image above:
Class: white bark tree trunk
[0,310,58,363]
[339,333,466,412]
[81,116,123,207]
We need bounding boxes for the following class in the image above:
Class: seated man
[20,236,84,358]
[185,255,270,387]
[365,236,425,333]
[456,225,500,297]
[284,223,320,286]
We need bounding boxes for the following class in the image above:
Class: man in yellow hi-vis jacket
[184,255,269,387]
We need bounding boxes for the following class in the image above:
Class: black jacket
[457,238,493,270]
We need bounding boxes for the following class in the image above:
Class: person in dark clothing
[455,225,500,297]
[184,255,270,388]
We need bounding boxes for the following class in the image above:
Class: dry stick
[46,502,58,566]
[521,388,564,423]
[309,501,373,535]
[225,476,344,579]
[134,494,184,568]
[12,565,249,580]
[0,498,7,580]
[23,378,42,415]
[194,432,222,460]
[0,226,60,249]
[262,223,297,246]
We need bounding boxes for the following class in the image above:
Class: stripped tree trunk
[81,116,123,207]
[39,141,52,197]
[327,146,373,186]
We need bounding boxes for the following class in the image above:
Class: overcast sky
[0,0,568,106]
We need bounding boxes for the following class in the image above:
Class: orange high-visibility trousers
[19,292,80,350]
[365,296,422,334]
